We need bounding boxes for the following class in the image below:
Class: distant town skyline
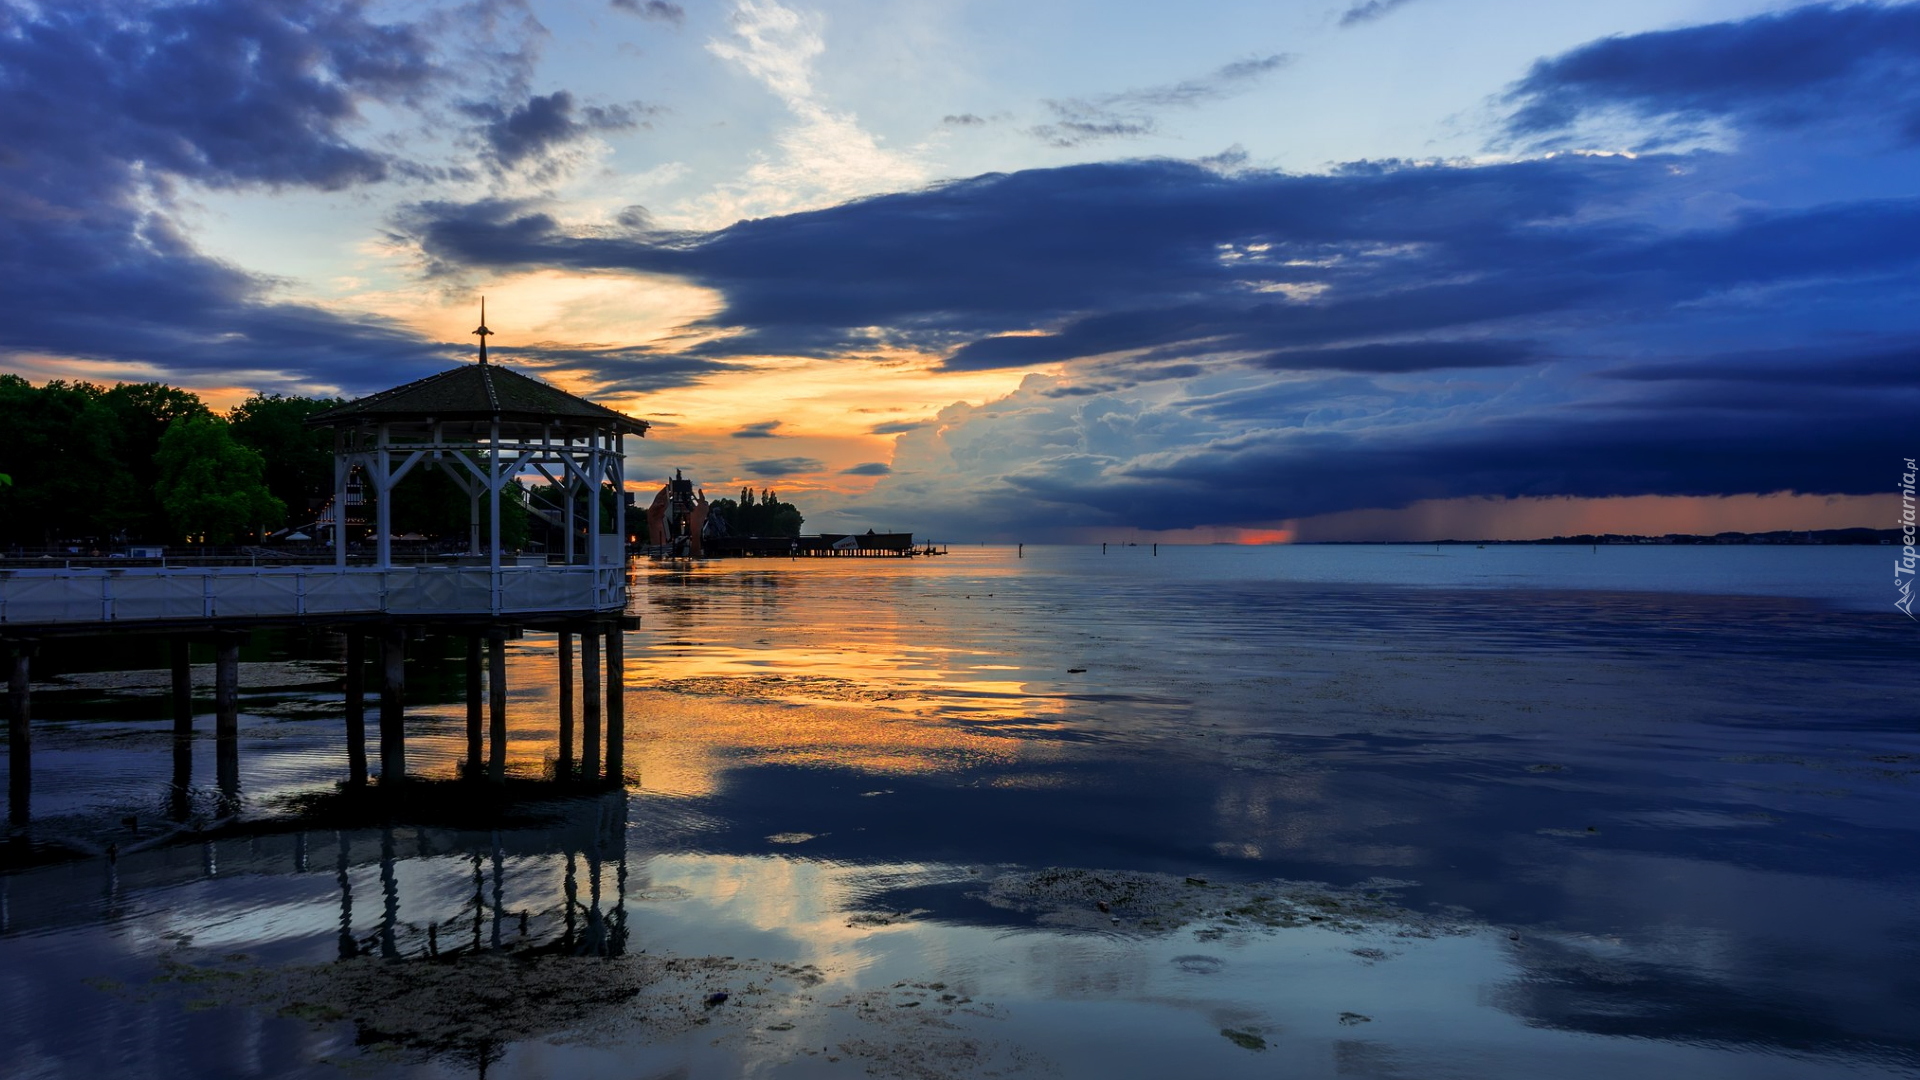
[0,0,1910,540]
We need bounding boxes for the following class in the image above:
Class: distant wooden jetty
[3,310,647,829]
[694,532,945,558]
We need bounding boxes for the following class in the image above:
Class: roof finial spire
[474,297,493,364]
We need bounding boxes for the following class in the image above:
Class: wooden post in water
[7,645,30,827]
[581,629,601,782]
[605,627,624,786]
[488,632,508,782]
[344,632,367,786]
[169,718,192,822]
[557,631,575,780]
[465,636,483,776]
[169,638,192,817]
[380,628,406,783]
[214,636,241,802]
[170,638,192,736]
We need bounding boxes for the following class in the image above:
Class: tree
[0,375,123,546]
[99,382,213,540]
[228,393,342,526]
[710,487,804,537]
[154,415,285,543]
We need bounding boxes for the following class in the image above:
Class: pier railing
[0,563,626,627]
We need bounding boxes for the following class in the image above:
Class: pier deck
[0,562,626,631]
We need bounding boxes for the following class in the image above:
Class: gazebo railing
[0,564,626,626]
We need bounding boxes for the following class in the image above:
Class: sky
[0,0,1914,541]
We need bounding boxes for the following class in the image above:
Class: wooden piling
[215,637,240,800]
[488,632,508,782]
[380,628,406,783]
[170,637,193,818]
[557,631,575,779]
[8,646,30,827]
[344,632,367,786]
[465,636,483,776]
[169,715,192,822]
[581,629,601,782]
[169,638,192,737]
[605,628,624,786]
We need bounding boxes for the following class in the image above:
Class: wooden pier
[693,532,945,558]
[2,329,652,831]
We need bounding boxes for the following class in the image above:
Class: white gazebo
[3,316,651,820]
[307,308,650,581]
[0,311,649,629]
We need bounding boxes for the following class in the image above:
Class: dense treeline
[0,376,533,549]
[709,487,804,538]
[0,375,327,548]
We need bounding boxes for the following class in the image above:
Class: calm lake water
[2,544,1916,1079]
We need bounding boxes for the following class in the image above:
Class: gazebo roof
[306,363,649,436]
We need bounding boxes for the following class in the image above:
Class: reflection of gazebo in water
[0,780,635,1077]
[308,304,651,576]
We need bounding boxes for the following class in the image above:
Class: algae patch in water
[131,951,1036,1078]
[1221,1027,1267,1051]
[136,951,800,1066]
[975,868,1458,940]
[651,674,904,703]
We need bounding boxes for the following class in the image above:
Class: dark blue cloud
[464,90,645,174]
[405,155,1643,357]
[1248,340,1539,372]
[731,421,783,438]
[1340,0,1421,28]
[610,0,684,24]
[411,153,1920,374]
[743,457,826,477]
[0,0,657,396]
[1506,2,1920,145]
[1603,340,1920,388]
[1032,55,1289,148]
[494,344,731,395]
[0,0,462,389]
[0,0,436,195]
[841,462,892,476]
[996,403,1903,527]
[404,145,1917,512]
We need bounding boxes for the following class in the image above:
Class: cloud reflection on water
[1,548,1916,1076]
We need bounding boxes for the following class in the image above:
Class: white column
[587,431,602,567]
[564,452,577,565]
[613,432,626,558]
[333,430,349,568]
[488,420,502,575]
[375,424,392,569]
